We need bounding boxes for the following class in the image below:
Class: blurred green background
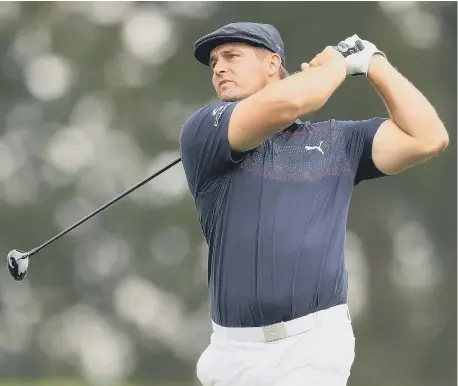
[0,2,456,386]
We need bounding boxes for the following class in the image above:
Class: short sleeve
[179,101,247,195]
[337,117,389,185]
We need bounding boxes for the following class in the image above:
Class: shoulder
[180,101,240,150]
[182,101,237,132]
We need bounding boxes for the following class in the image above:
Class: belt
[212,304,351,343]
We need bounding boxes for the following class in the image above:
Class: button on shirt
[180,101,388,327]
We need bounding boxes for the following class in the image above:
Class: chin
[219,91,250,102]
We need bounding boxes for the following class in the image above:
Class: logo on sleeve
[212,104,229,126]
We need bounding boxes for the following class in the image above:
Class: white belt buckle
[262,322,287,342]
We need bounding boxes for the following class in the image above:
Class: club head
[7,250,29,281]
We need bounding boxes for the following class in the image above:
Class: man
[179,22,449,386]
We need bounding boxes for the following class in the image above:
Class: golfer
[179,22,448,386]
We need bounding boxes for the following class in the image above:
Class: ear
[267,53,282,77]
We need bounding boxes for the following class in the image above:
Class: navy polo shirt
[180,101,388,327]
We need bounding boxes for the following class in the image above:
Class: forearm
[263,61,346,118]
[368,55,449,150]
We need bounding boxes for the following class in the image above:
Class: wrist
[328,59,347,84]
[367,54,391,81]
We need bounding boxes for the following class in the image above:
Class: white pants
[196,305,355,386]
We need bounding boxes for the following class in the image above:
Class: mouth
[219,80,233,88]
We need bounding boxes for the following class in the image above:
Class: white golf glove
[334,34,386,76]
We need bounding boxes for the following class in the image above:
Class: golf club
[7,157,182,281]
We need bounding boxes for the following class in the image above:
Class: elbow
[436,134,449,153]
[433,122,449,154]
[425,124,449,156]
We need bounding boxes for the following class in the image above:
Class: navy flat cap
[194,22,286,67]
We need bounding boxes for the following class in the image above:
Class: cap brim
[194,35,273,67]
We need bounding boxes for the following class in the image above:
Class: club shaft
[28,157,182,257]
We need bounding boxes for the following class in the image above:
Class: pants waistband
[212,304,351,343]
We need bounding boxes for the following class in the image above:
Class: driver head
[7,250,29,281]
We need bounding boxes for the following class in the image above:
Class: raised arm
[228,47,346,152]
[368,55,449,175]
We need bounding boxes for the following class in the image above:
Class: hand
[307,46,347,78]
[333,34,386,76]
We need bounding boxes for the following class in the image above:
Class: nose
[213,60,227,76]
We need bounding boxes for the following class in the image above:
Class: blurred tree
[0,2,455,386]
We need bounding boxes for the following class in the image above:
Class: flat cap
[194,22,285,66]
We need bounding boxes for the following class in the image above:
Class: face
[209,43,272,102]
